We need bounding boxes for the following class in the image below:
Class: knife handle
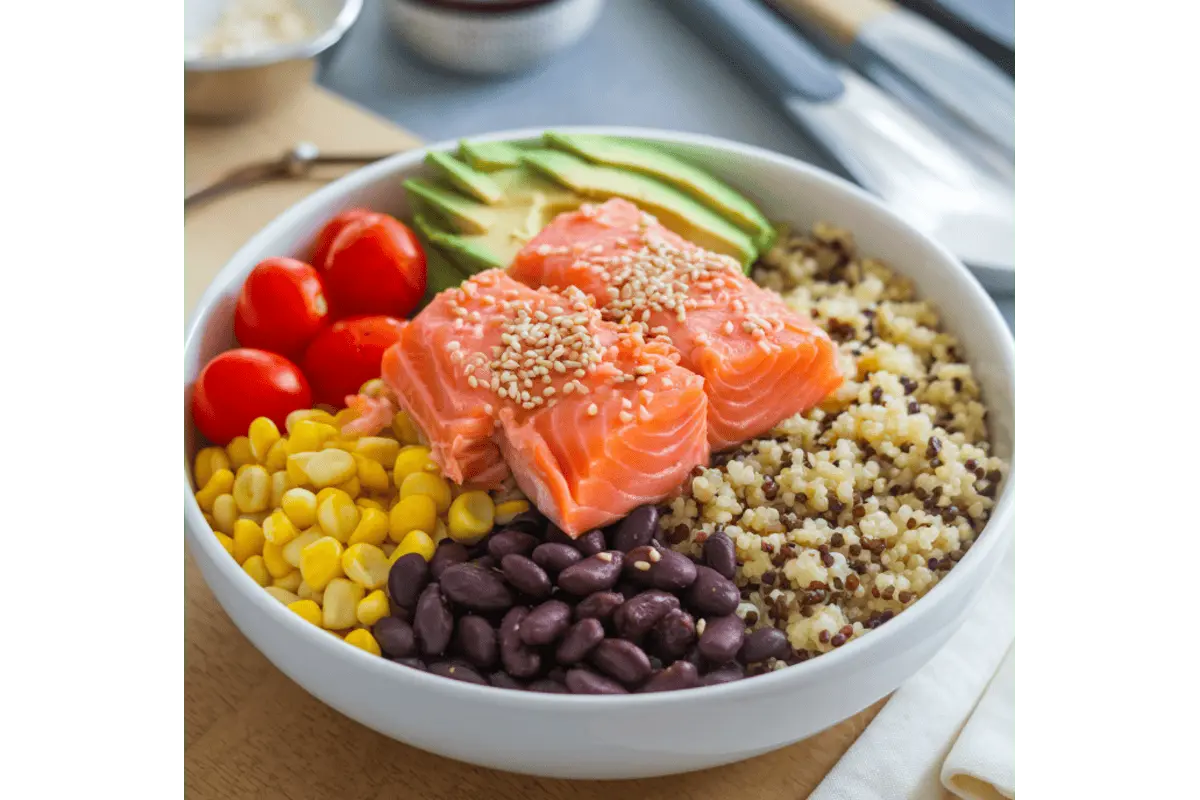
[663,0,843,103]
[771,0,894,45]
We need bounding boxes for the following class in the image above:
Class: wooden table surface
[184,85,886,799]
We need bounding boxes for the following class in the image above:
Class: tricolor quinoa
[661,223,1007,667]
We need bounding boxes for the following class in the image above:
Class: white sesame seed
[587,403,598,416]
[648,548,662,563]
[597,552,613,562]
[619,411,634,424]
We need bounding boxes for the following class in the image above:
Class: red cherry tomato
[310,208,375,270]
[322,214,426,319]
[302,316,407,407]
[234,257,330,359]
[192,349,312,445]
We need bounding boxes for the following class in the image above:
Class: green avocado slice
[458,139,524,172]
[403,178,495,236]
[417,239,470,309]
[412,213,506,274]
[544,132,775,250]
[520,149,758,269]
[425,151,503,205]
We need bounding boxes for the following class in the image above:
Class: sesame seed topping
[587,403,598,416]
[619,411,634,424]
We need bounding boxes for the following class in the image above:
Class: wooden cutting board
[184,84,886,799]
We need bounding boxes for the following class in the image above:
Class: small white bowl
[386,0,605,76]
[183,127,1015,779]
[185,0,363,120]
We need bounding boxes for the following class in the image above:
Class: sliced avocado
[425,151,503,205]
[544,132,775,249]
[413,213,506,274]
[403,178,495,236]
[458,139,524,172]
[520,149,758,269]
[418,241,469,309]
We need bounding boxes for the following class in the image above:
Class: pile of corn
[191,383,529,656]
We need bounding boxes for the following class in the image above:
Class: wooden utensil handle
[771,0,893,45]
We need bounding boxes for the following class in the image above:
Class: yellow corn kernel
[356,497,384,511]
[279,488,317,529]
[232,464,271,513]
[344,628,382,656]
[494,499,531,525]
[315,487,339,506]
[265,586,300,605]
[242,555,270,586]
[288,599,323,625]
[322,578,365,630]
[282,528,323,568]
[269,471,291,508]
[296,580,324,604]
[393,445,437,486]
[353,454,390,494]
[262,540,292,578]
[432,518,449,544]
[323,438,359,453]
[357,590,390,626]
[286,453,314,486]
[358,378,387,397]
[342,543,390,590]
[193,447,231,488]
[447,490,495,543]
[333,407,362,432]
[303,449,357,489]
[214,531,234,557]
[263,509,299,546]
[336,476,362,500]
[203,512,216,528]
[317,489,360,543]
[392,410,423,445]
[248,416,282,462]
[348,507,390,547]
[212,494,238,535]
[273,569,302,592]
[226,436,256,469]
[388,493,438,543]
[263,438,289,471]
[287,419,325,455]
[399,472,452,514]
[286,408,336,434]
[195,468,234,512]
[355,436,401,466]
[232,519,265,564]
[300,536,344,590]
[390,529,435,563]
[239,510,270,525]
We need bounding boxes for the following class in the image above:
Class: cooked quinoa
[661,223,1007,668]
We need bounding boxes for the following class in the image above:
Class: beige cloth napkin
[810,543,1015,800]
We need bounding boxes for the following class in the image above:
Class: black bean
[528,679,570,694]
[639,661,700,693]
[685,566,740,616]
[505,509,547,535]
[699,664,746,686]
[427,661,488,685]
[611,505,659,553]
[388,603,411,624]
[439,563,514,612]
[499,607,541,678]
[544,523,574,546]
[390,656,426,671]
[374,616,417,658]
[574,591,624,622]
[697,615,745,664]
[681,644,706,670]
[501,554,552,599]
[614,590,680,639]
[590,639,653,685]
[473,555,497,571]
[531,542,582,575]
[575,529,608,557]
[488,671,527,690]
[429,540,470,579]
[615,580,643,600]
[565,667,628,695]
[413,584,453,656]
[647,608,696,661]
[557,552,624,595]
[519,599,572,646]
[652,548,698,591]
[453,615,498,669]
[546,666,567,683]
[740,628,791,663]
[487,530,540,560]
[622,545,659,586]
[556,617,605,664]
[387,553,429,610]
[703,531,737,579]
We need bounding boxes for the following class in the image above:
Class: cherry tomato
[310,208,374,270]
[302,316,407,407]
[192,349,312,445]
[234,257,330,359]
[322,214,426,319]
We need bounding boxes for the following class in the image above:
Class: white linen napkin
[809,543,1015,800]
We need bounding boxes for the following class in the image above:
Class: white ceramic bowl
[184,127,1015,779]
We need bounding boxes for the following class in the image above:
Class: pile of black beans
[373,505,791,693]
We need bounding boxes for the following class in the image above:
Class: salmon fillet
[510,199,842,450]
[382,270,709,533]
